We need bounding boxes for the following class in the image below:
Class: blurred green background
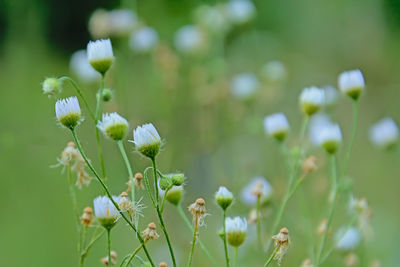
[1,0,399,266]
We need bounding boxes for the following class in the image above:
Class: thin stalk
[233,247,238,267]
[107,229,111,267]
[188,217,199,267]
[70,128,155,267]
[256,195,262,249]
[177,205,217,266]
[343,101,359,173]
[95,74,106,182]
[151,159,159,205]
[222,210,230,267]
[80,228,105,267]
[59,76,95,121]
[263,246,279,267]
[316,155,339,266]
[160,187,170,214]
[124,242,145,267]
[117,140,135,204]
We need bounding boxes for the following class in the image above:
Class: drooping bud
[42,77,62,97]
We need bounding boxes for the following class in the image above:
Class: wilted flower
[299,87,325,116]
[338,69,365,100]
[225,217,247,247]
[301,258,314,267]
[97,112,129,141]
[101,250,117,266]
[174,25,205,54]
[142,222,159,241]
[302,155,318,175]
[241,176,272,206]
[132,123,162,159]
[81,207,94,227]
[316,123,342,154]
[230,72,260,100]
[134,172,144,189]
[188,198,207,226]
[263,113,290,141]
[369,117,399,149]
[129,27,159,53]
[42,77,62,97]
[225,0,256,25]
[272,227,291,265]
[70,50,99,83]
[215,186,234,210]
[94,195,121,230]
[87,39,114,74]
[336,227,361,251]
[55,96,82,129]
[345,253,359,267]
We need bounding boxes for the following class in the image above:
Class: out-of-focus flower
[230,72,260,100]
[89,9,137,38]
[261,61,286,82]
[308,113,332,146]
[225,0,256,25]
[299,87,325,116]
[338,69,365,100]
[316,123,342,154]
[129,27,159,53]
[195,5,230,34]
[174,25,206,54]
[241,176,272,206]
[70,50,100,83]
[323,85,339,107]
[336,227,361,251]
[369,117,399,149]
[263,113,290,141]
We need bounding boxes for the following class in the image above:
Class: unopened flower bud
[171,173,185,186]
[159,176,172,190]
[338,69,365,100]
[101,88,113,102]
[142,222,159,241]
[55,96,82,129]
[42,77,62,96]
[133,123,162,159]
[225,217,247,247]
[97,112,129,141]
[215,186,233,210]
[87,39,114,75]
[300,87,325,116]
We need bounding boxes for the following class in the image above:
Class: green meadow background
[0,0,399,266]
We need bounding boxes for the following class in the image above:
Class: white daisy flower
[369,117,399,149]
[174,25,205,54]
[230,72,260,100]
[225,217,248,247]
[317,123,342,154]
[133,123,162,159]
[241,176,273,206]
[129,27,159,53]
[336,227,361,251]
[299,86,325,116]
[97,112,129,141]
[93,195,121,229]
[215,186,234,210]
[55,96,82,129]
[225,0,256,25]
[338,69,365,100]
[87,39,114,74]
[263,113,290,141]
[70,50,100,83]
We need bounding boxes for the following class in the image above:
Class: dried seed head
[118,192,133,213]
[303,155,317,174]
[159,262,168,267]
[101,250,117,266]
[134,172,144,188]
[345,253,359,267]
[81,207,94,226]
[251,181,265,198]
[188,198,207,226]
[142,222,159,241]
[272,227,291,265]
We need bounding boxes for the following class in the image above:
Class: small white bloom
[225,217,248,247]
[55,96,82,129]
[308,114,332,146]
[230,72,260,100]
[261,61,286,82]
[87,39,114,74]
[129,27,159,53]
[299,86,325,116]
[369,117,399,149]
[215,186,234,210]
[263,113,290,141]
[108,9,137,36]
[338,69,365,100]
[97,112,129,141]
[216,186,233,199]
[317,123,342,154]
[70,50,100,83]
[133,123,162,159]
[94,195,121,229]
[174,25,205,54]
[225,0,256,25]
[323,85,339,107]
[241,176,272,206]
[336,227,361,251]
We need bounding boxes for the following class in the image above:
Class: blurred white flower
[323,85,339,107]
[316,123,342,154]
[369,117,399,149]
[195,5,229,34]
[230,72,260,100]
[338,69,365,100]
[308,113,333,146]
[261,61,286,82]
[129,27,159,53]
[336,227,361,251]
[299,87,325,116]
[241,176,272,206]
[263,113,290,141]
[174,25,205,54]
[225,0,256,25]
[70,50,99,83]
[88,9,137,38]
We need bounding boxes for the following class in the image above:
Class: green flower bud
[171,173,185,186]
[42,77,62,97]
[101,88,113,102]
[215,186,233,210]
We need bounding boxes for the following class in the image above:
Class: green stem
[151,159,159,206]
[80,227,105,266]
[160,187,170,214]
[95,74,106,183]
[316,155,339,266]
[59,76,95,121]
[256,195,262,249]
[343,101,359,173]
[107,229,111,267]
[124,242,145,267]
[222,210,230,267]
[263,245,279,267]
[177,205,217,266]
[117,140,135,205]
[188,218,199,267]
[70,128,155,267]
[233,247,238,267]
